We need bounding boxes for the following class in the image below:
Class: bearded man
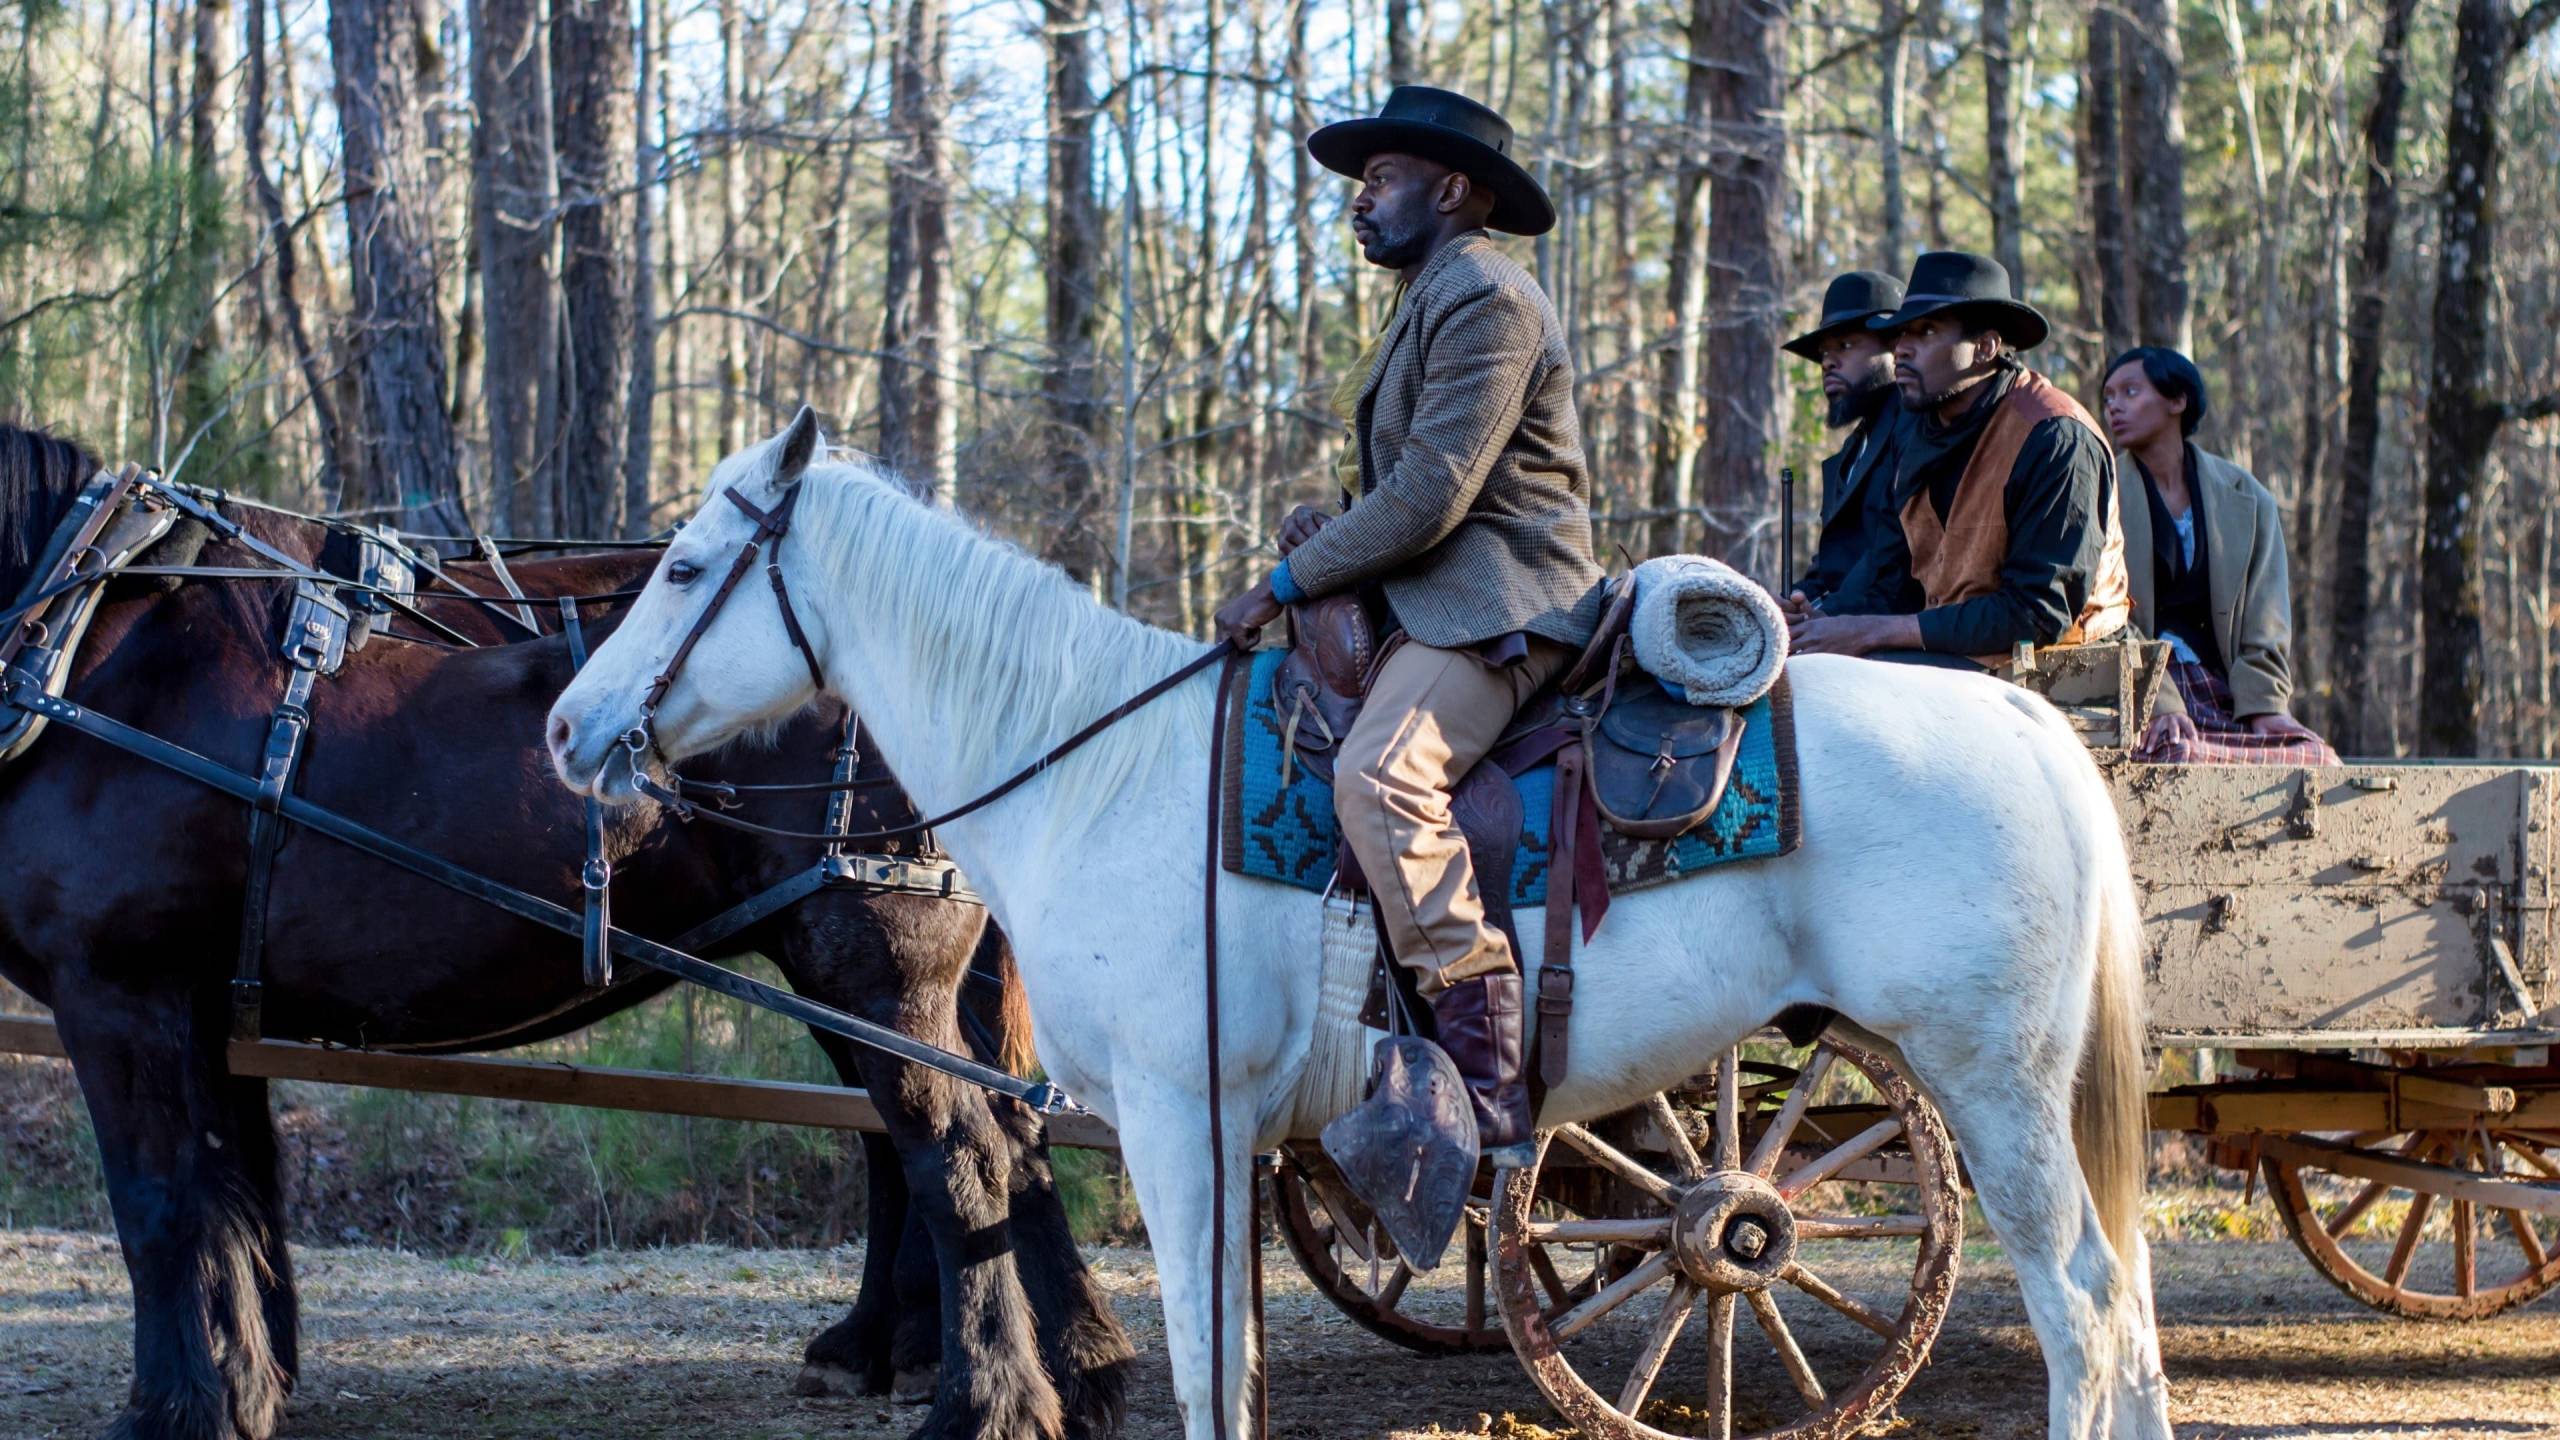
[1212,86,1603,1162]
[1781,270,1910,619]
[1790,250,2128,668]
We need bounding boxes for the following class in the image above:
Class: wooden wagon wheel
[1490,1034,1962,1440]
[2263,1122,2560,1320]
[1269,1144,1513,1354]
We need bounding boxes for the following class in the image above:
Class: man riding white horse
[1213,86,1604,1165]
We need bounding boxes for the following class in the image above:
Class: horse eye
[667,559,703,586]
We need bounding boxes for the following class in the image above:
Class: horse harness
[1,471,1000,1082]
[623,483,828,768]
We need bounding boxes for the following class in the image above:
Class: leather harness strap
[1537,743,1584,1089]
[638,485,827,736]
[1203,644,1246,1440]
[561,596,616,989]
[232,579,351,1041]
[634,642,1236,846]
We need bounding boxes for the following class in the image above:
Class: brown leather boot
[1428,971,1534,1160]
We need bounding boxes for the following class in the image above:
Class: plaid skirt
[2133,660,2340,766]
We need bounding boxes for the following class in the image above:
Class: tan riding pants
[1335,636,1573,995]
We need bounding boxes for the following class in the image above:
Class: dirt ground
[4,1228,2555,1440]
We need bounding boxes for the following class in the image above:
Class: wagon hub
[1668,1169,1796,1293]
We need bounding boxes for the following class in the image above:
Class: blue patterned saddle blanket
[1216,648,1800,905]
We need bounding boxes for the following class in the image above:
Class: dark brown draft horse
[0,424,1128,1440]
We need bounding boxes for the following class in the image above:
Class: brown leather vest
[1898,369,2130,666]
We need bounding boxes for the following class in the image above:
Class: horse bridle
[620,484,828,765]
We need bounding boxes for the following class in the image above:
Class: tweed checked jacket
[1284,232,1606,649]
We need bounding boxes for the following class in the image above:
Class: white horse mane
[790,458,1215,828]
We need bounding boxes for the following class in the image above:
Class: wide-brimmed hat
[1307,86,1556,237]
[1783,271,1906,359]
[1866,251,2049,350]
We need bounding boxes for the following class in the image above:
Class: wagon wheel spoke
[1713,1047,1743,1171]
[2452,1198,2478,1299]
[1746,1286,1827,1409]
[1526,1217,1676,1246]
[2320,1130,2432,1238]
[1550,1250,1674,1341]
[1553,1123,1682,1206]
[1777,1116,1904,1201]
[2501,1207,2550,1269]
[1647,1091,1706,1182]
[1794,1212,1930,1239]
[2382,1190,2437,1289]
[2500,1136,2560,1180]
[1702,1291,1736,1440]
[1782,1260,1899,1338]
[1747,1044,1837,1177]
[1464,1219,1488,1332]
[1377,1261,1413,1308]
[1525,1241,1579,1314]
[1615,1279,1697,1416]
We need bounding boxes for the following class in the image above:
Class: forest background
[2,0,2559,1249]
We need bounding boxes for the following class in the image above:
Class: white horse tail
[2073,832,2149,1266]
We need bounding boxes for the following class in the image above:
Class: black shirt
[2137,445,2224,675]
[1793,396,1909,609]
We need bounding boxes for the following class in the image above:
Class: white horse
[546,413,2173,1440]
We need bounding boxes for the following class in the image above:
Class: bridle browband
[622,483,828,763]
[614,477,1239,848]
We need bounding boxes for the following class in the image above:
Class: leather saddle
[1271,584,1749,841]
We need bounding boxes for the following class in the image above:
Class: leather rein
[619,481,1239,848]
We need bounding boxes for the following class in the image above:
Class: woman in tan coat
[2100,347,2337,764]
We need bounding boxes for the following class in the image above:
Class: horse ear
[773,405,821,489]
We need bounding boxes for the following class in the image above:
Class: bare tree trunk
[625,0,661,535]
[2120,0,2191,349]
[329,0,469,531]
[246,0,348,504]
[1041,0,1104,580]
[878,0,957,502]
[2331,0,2418,755]
[2082,1,2133,362]
[1605,0,1643,497]
[1981,0,2026,289]
[1652,0,1714,558]
[176,0,234,452]
[553,0,636,537]
[1702,0,1789,566]
[472,0,559,532]
[1876,0,1906,267]
[2418,0,2560,754]
[1386,0,1417,86]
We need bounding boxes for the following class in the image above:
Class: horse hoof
[893,1366,940,1405]
[793,1362,863,1398]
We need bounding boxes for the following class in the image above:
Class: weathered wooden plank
[0,1014,68,1059]
[222,1038,1122,1149]
[0,1015,1117,1149]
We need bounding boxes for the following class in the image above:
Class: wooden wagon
[1272,641,2560,1440]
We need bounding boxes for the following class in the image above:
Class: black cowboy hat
[1783,271,1905,359]
[1307,86,1556,237]
[1866,250,2049,350]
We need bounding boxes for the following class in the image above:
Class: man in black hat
[1781,270,1910,619]
[1211,85,1602,1163]
[1789,250,2128,667]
